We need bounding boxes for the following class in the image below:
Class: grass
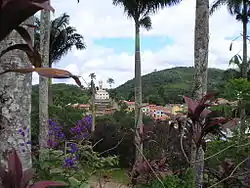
[91,168,130,185]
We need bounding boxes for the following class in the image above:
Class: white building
[95,81,110,100]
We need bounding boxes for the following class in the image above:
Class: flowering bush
[34,115,119,187]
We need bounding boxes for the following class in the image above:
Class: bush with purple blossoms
[35,115,118,187]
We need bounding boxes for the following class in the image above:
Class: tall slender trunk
[39,10,50,149]
[192,0,209,186]
[0,17,34,170]
[48,63,53,106]
[242,1,248,78]
[239,2,248,135]
[134,22,143,162]
[91,80,96,132]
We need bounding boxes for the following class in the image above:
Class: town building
[122,100,185,121]
[95,81,110,100]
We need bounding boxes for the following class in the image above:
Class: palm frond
[51,13,70,30]
[113,0,181,21]
[35,12,86,65]
[139,16,152,30]
[229,54,243,70]
[210,0,227,15]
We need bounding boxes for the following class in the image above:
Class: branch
[100,135,124,155]
[189,142,250,165]
[208,157,249,188]
[180,125,189,163]
[92,138,104,148]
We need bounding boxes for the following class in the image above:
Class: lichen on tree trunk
[192,0,209,186]
[39,10,51,149]
[0,17,34,170]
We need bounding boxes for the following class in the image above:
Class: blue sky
[93,36,174,55]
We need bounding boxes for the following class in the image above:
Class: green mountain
[32,83,90,108]
[114,67,226,104]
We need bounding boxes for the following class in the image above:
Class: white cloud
[33,0,247,88]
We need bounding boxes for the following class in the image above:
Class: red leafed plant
[0,0,83,87]
[131,157,173,186]
[0,149,67,188]
[181,93,238,148]
[0,0,54,41]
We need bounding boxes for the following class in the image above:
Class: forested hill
[114,67,226,104]
[32,83,90,107]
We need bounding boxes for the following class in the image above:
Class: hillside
[32,83,90,108]
[115,67,226,104]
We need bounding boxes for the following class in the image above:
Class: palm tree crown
[210,0,250,22]
[35,13,86,67]
[113,0,180,26]
[107,78,115,88]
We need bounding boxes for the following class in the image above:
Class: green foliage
[31,83,90,145]
[34,147,119,188]
[205,134,250,169]
[136,168,195,188]
[223,78,250,101]
[115,67,225,104]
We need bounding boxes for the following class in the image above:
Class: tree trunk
[192,0,209,186]
[242,1,248,78]
[0,17,34,170]
[239,2,248,135]
[91,80,96,132]
[48,64,53,106]
[134,22,143,163]
[39,10,50,149]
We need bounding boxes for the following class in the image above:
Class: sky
[32,0,249,88]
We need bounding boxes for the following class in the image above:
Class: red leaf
[15,26,33,50]
[199,93,217,106]
[35,68,72,78]
[0,44,33,57]
[72,75,83,87]
[200,108,212,119]
[29,181,67,188]
[8,150,23,187]
[203,117,230,132]
[193,93,217,120]
[0,68,35,75]
[30,1,55,13]
[0,0,54,41]
[21,168,35,188]
[0,43,41,67]
[183,96,197,115]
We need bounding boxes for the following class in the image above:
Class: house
[72,103,90,111]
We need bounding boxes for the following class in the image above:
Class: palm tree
[210,0,250,78]
[107,78,115,88]
[112,0,180,163]
[35,13,86,105]
[89,73,96,132]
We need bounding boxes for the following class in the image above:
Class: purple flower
[69,143,78,154]
[47,139,58,148]
[63,157,78,168]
